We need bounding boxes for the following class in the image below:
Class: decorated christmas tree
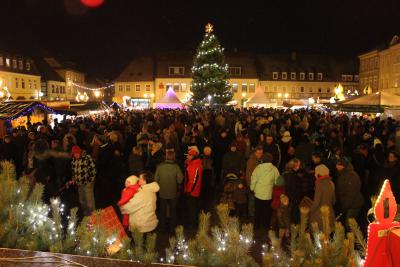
[191,23,232,106]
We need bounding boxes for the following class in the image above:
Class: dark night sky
[1,0,399,79]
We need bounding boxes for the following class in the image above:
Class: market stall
[337,91,400,119]
[245,88,275,108]
[0,102,74,138]
[154,87,184,109]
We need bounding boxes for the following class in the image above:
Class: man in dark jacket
[221,143,246,179]
[263,134,281,168]
[335,158,364,229]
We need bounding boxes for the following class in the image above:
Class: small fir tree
[191,23,232,106]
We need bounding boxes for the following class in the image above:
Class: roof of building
[43,57,84,74]
[116,51,358,82]
[33,57,65,82]
[0,51,41,76]
[0,102,74,120]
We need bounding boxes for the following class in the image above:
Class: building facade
[115,52,358,107]
[0,52,41,100]
[43,57,85,100]
[359,35,400,94]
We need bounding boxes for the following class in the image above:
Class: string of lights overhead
[69,81,114,91]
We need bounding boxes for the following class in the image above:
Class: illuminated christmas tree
[191,23,232,106]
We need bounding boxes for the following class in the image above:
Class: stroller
[220,172,246,212]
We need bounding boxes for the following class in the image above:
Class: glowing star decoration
[81,0,104,8]
[364,179,400,267]
[205,23,214,33]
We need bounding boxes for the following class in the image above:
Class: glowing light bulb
[94,90,101,98]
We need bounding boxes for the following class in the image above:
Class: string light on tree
[191,23,232,106]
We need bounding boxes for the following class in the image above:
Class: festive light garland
[70,81,114,91]
[5,103,69,122]
[191,63,228,72]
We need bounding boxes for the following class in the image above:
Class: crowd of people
[0,107,399,238]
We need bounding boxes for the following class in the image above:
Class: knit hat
[281,131,292,143]
[335,157,349,167]
[125,175,139,187]
[315,164,329,177]
[71,145,82,156]
[186,146,200,156]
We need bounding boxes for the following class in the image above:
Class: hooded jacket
[120,182,160,233]
[336,163,364,211]
[184,158,203,197]
[250,162,280,200]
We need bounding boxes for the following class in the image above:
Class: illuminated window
[21,79,25,89]
[272,72,278,80]
[300,72,305,80]
[33,81,37,89]
[249,83,255,93]
[291,72,296,80]
[168,66,185,75]
[309,73,314,80]
[242,83,247,92]
[146,84,151,91]
[317,73,323,80]
[51,84,55,93]
[173,83,179,92]
[6,58,10,67]
[232,83,238,93]
[0,56,3,66]
[135,85,140,91]
[26,62,31,71]
[126,85,130,92]
[18,60,23,70]
[354,75,359,81]
[181,83,186,92]
[118,85,123,92]
[282,72,287,80]
[12,59,17,68]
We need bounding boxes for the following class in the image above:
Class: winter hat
[186,145,200,156]
[281,131,292,143]
[335,157,349,167]
[71,145,82,156]
[315,164,330,177]
[203,146,212,156]
[373,138,382,148]
[125,175,139,187]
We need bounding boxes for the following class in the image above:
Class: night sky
[1,0,399,79]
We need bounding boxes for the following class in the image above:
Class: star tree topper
[205,23,214,33]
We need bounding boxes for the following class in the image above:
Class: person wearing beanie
[335,158,364,229]
[309,164,336,232]
[184,146,203,228]
[70,145,97,216]
[118,175,141,229]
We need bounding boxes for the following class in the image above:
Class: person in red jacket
[184,146,203,228]
[118,175,141,228]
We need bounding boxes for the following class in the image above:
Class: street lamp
[94,90,101,98]
[241,92,247,97]
[150,93,155,98]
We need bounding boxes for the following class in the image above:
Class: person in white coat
[120,171,160,233]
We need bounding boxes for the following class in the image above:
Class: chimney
[291,51,297,61]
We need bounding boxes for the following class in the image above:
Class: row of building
[1,34,400,107]
[114,51,359,108]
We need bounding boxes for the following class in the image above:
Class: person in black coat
[221,143,246,179]
[263,134,281,168]
[381,151,400,203]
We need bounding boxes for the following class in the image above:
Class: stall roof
[246,87,269,104]
[0,101,75,120]
[338,92,400,113]
[69,101,111,113]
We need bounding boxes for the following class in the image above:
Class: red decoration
[364,180,400,267]
[388,229,400,267]
[80,0,104,8]
[89,206,127,254]
[159,83,164,89]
